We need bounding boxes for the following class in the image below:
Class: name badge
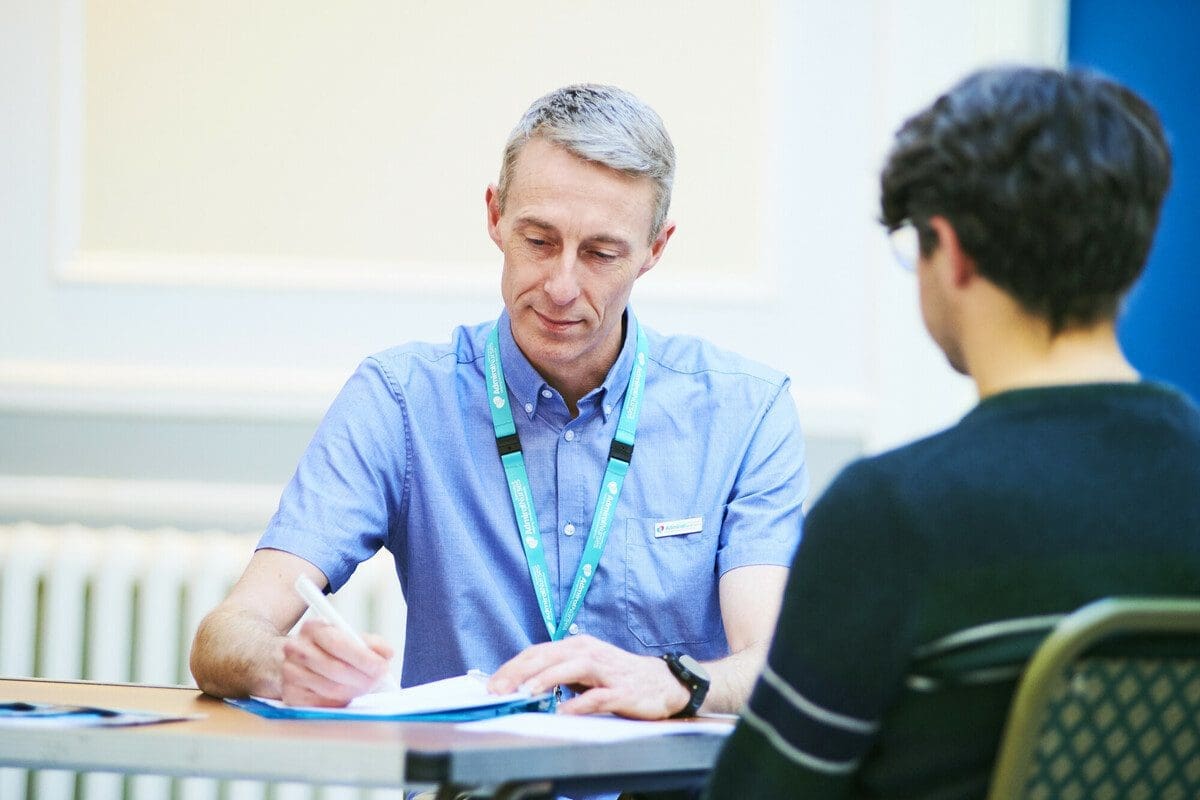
[654,516,703,538]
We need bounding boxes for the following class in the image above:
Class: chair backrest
[987,597,1200,800]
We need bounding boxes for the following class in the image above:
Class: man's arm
[487,563,788,718]
[189,548,393,705]
[701,563,789,711]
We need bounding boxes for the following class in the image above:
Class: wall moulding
[56,251,777,306]
[0,356,875,439]
[0,358,341,421]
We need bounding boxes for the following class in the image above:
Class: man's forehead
[508,138,647,186]
[503,139,656,237]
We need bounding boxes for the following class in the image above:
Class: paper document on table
[457,712,734,743]
[228,673,554,722]
[0,701,199,728]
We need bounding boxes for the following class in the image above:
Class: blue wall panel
[1069,0,1200,401]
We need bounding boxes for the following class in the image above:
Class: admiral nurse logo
[654,516,704,538]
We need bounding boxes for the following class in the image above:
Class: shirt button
[604,404,613,415]
[541,389,553,399]
[564,523,576,536]
[568,623,580,635]
[564,430,575,441]
[524,402,533,413]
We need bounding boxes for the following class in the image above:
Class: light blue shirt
[260,309,808,686]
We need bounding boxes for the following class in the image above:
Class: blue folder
[227,692,554,722]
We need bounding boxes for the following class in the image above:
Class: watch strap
[661,652,709,718]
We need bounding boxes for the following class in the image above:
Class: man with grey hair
[191,84,808,723]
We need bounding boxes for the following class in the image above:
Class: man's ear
[637,220,677,278]
[927,216,975,288]
[485,185,503,250]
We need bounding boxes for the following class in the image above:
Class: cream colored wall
[0,0,1066,528]
[79,1,765,281]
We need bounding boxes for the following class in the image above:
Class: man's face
[487,138,673,386]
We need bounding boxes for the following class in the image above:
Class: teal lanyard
[485,325,648,640]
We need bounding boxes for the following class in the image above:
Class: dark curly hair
[880,66,1172,333]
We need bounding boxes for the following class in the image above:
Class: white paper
[249,673,537,717]
[457,712,734,742]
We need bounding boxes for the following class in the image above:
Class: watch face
[679,653,710,683]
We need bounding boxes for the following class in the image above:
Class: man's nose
[543,254,582,306]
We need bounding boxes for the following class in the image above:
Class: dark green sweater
[707,383,1200,799]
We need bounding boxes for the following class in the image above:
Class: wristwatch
[661,652,710,718]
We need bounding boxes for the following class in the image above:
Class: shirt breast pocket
[624,506,724,648]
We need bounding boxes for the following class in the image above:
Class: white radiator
[0,521,408,800]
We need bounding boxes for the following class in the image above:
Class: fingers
[280,656,359,707]
[489,637,688,720]
[361,632,395,661]
[556,678,679,720]
[488,636,600,694]
[280,620,392,706]
[557,687,621,716]
[514,656,599,696]
[303,620,392,680]
[487,642,553,693]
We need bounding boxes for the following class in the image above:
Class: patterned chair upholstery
[987,598,1200,800]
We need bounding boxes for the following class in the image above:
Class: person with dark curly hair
[706,65,1200,800]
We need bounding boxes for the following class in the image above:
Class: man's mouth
[534,311,580,332]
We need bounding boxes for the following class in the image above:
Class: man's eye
[590,250,618,262]
[526,237,548,248]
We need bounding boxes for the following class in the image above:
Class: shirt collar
[497,307,640,423]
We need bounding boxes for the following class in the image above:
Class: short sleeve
[257,357,408,591]
[715,381,809,575]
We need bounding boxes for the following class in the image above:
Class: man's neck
[968,318,1138,399]
[546,365,610,418]
[520,318,627,418]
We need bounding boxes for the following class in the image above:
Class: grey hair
[496,84,676,242]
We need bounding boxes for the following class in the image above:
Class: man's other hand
[280,619,394,707]
[487,635,690,719]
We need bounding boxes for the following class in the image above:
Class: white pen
[294,574,399,692]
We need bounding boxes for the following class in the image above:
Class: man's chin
[513,326,581,361]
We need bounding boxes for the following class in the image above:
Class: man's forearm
[700,637,770,714]
[701,564,791,714]
[190,605,287,699]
